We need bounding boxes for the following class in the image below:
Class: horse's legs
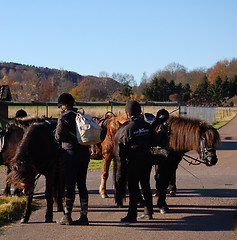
[3,183,11,196]
[21,194,33,223]
[3,166,11,196]
[45,175,54,223]
[99,153,112,198]
[156,158,171,213]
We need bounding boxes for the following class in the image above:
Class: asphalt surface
[0,117,237,240]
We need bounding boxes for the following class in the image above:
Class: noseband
[182,137,216,166]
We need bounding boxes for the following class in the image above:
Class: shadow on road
[216,141,237,150]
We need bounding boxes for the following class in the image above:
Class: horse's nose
[210,155,218,166]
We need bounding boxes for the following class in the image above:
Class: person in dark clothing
[151,108,173,213]
[15,109,27,118]
[55,93,90,225]
[116,100,157,223]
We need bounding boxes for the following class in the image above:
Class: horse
[89,112,128,198]
[113,116,220,209]
[6,121,64,223]
[0,124,24,196]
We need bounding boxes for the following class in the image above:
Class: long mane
[8,122,57,186]
[167,116,220,152]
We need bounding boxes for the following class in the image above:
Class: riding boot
[73,199,89,225]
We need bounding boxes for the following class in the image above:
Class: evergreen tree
[208,76,224,105]
[194,76,210,102]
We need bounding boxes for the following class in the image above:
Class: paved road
[0,117,237,240]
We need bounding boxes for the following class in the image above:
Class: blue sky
[1,0,237,84]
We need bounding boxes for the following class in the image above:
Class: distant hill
[0,62,121,101]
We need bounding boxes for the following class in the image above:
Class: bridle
[182,136,215,166]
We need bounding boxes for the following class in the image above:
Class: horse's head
[8,158,37,195]
[199,125,220,166]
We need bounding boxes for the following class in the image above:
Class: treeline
[109,59,237,106]
[0,59,237,106]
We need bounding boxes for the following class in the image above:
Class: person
[116,100,157,223]
[151,108,173,213]
[15,109,27,118]
[55,93,90,225]
[151,108,170,196]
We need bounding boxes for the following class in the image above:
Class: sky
[1,0,237,84]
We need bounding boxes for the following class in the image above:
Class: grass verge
[88,159,114,170]
[212,111,237,129]
[0,196,26,228]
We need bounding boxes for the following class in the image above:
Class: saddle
[93,112,115,142]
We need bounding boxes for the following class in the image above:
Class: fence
[179,105,216,124]
[2,100,235,125]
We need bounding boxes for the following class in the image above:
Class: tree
[181,83,192,102]
[208,76,224,105]
[121,81,132,97]
[207,60,228,84]
[194,76,211,103]
[142,76,169,101]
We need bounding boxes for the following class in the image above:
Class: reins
[182,153,208,166]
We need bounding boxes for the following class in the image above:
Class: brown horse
[0,124,24,195]
[89,113,128,198]
[6,121,64,223]
[114,116,220,208]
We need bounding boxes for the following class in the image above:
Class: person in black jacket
[55,93,90,225]
[116,100,157,223]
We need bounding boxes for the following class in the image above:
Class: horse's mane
[8,122,53,184]
[167,116,220,152]
[14,116,55,129]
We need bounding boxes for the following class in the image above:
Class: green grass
[0,196,27,228]
[88,159,114,170]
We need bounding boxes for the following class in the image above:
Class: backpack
[75,111,102,146]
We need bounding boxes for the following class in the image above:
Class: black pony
[7,121,64,223]
[113,116,220,210]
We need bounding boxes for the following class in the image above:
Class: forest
[0,59,237,106]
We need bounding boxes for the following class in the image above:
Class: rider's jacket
[55,108,89,150]
[116,116,157,161]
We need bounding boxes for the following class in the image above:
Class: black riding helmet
[125,100,141,116]
[58,93,75,108]
[155,108,169,121]
[15,109,27,118]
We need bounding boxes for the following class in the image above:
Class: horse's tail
[113,134,127,207]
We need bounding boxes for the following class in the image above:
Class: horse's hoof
[117,202,123,208]
[159,206,169,214]
[101,194,109,199]
[45,217,53,223]
[57,206,64,212]
[169,191,176,197]
[21,218,29,224]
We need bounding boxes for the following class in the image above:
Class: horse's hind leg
[21,194,33,223]
[45,175,54,223]
[99,154,112,198]
[3,166,12,195]
[3,183,11,196]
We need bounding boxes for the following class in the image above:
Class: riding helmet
[125,100,141,116]
[155,108,169,121]
[58,93,75,108]
[15,109,27,118]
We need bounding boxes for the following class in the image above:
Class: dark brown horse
[89,113,128,198]
[0,124,24,195]
[113,116,220,208]
[6,121,64,223]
